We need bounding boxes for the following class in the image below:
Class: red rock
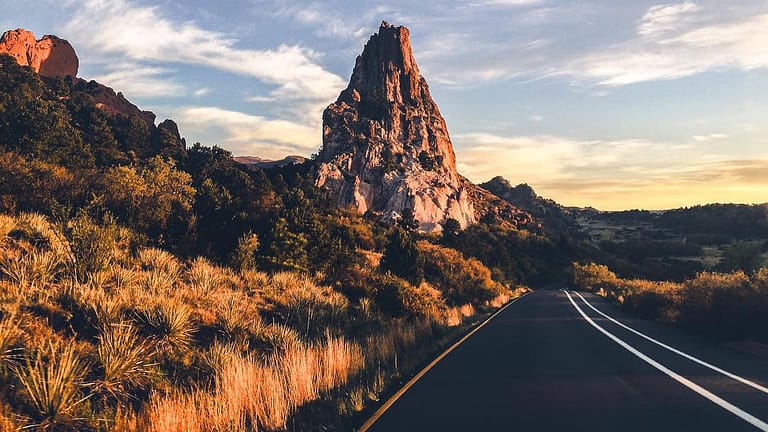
[0,29,78,78]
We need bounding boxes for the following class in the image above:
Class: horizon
[3,0,768,211]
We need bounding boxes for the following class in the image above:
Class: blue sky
[3,0,768,210]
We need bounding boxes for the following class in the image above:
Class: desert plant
[186,257,224,296]
[0,214,16,240]
[0,317,23,373]
[93,323,157,401]
[138,248,181,278]
[215,293,260,341]
[15,342,91,429]
[252,323,301,357]
[63,214,117,283]
[0,252,62,299]
[133,301,195,351]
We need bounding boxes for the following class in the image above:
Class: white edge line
[573,291,768,395]
[357,290,533,432]
[564,291,768,431]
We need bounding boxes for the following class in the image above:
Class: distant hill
[234,155,307,169]
[480,176,575,235]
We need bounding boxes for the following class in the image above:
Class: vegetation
[570,262,768,342]
[0,52,552,430]
[0,212,525,431]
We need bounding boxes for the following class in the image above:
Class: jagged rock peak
[0,28,78,78]
[316,22,475,232]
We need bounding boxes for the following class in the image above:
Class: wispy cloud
[692,133,728,142]
[64,0,345,102]
[173,106,320,158]
[563,5,768,86]
[90,63,184,97]
[637,1,699,36]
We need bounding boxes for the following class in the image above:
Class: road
[362,289,768,431]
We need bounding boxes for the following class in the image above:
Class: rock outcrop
[0,28,78,78]
[316,22,475,232]
[481,176,572,234]
[74,79,158,127]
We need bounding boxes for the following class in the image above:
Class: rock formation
[316,22,475,232]
[481,176,572,234]
[0,28,78,78]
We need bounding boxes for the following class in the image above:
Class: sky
[2,0,768,210]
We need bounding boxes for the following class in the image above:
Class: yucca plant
[133,301,195,352]
[15,342,91,429]
[138,248,181,278]
[109,267,140,291]
[0,317,23,373]
[215,294,260,342]
[142,269,178,294]
[186,257,224,296]
[94,324,157,401]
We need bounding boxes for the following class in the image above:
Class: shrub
[133,301,195,352]
[15,342,91,428]
[63,214,118,282]
[419,241,504,305]
[93,324,157,401]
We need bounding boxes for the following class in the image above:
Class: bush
[419,241,504,305]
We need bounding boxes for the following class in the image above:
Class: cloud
[64,0,345,102]
[453,132,768,210]
[637,1,699,36]
[172,106,319,158]
[277,3,374,40]
[468,0,544,7]
[692,133,727,142]
[562,6,768,86]
[89,63,184,97]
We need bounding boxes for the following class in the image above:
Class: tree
[441,218,461,245]
[381,227,424,284]
[721,241,764,273]
[100,156,194,246]
[398,208,419,232]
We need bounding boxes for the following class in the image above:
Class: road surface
[362,289,768,431]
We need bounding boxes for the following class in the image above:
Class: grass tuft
[15,342,91,428]
[133,301,195,352]
[94,323,158,401]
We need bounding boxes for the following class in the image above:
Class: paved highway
[362,289,768,431]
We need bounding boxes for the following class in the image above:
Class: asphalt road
[362,288,768,431]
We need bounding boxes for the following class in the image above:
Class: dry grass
[0,212,519,431]
[0,317,23,372]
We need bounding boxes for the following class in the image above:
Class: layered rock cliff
[316,22,475,232]
[0,28,78,78]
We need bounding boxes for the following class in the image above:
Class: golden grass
[0,212,519,431]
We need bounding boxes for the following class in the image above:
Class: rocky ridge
[316,22,475,232]
[1,27,182,143]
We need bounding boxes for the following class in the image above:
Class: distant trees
[419,241,504,305]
